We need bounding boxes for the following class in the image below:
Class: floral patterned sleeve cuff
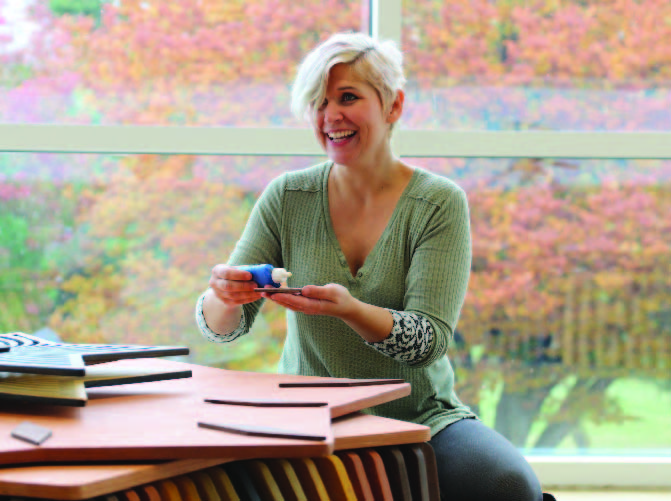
[195,291,247,343]
[365,310,434,365]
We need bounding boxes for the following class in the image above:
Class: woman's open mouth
[327,130,357,144]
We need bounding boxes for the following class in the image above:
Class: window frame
[1,125,670,159]
[0,0,669,489]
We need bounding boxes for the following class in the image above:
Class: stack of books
[0,332,192,406]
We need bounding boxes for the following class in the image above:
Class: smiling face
[313,63,402,168]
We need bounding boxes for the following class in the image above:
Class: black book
[0,332,189,376]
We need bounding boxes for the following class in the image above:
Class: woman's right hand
[208,264,262,306]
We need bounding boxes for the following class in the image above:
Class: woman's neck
[329,155,413,204]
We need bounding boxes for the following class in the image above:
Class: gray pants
[429,418,544,501]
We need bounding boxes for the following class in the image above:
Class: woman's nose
[324,102,343,122]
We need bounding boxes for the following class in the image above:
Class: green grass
[573,378,671,451]
[478,377,671,453]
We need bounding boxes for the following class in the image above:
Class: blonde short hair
[291,32,406,123]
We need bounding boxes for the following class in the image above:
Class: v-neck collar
[320,161,419,281]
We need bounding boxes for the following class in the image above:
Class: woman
[196,32,545,501]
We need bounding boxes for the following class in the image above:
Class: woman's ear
[386,89,405,124]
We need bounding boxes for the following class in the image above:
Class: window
[1,0,670,489]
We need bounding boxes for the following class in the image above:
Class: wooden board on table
[0,412,429,500]
[0,360,335,466]
[332,413,430,450]
[0,359,410,466]
[201,369,410,419]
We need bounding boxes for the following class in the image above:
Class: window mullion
[370,0,402,43]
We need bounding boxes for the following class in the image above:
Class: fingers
[266,295,313,315]
[210,283,259,306]
[300,284,338,300]
[209,264,258,306]
[211,264,252,282]
[265,283,347,316]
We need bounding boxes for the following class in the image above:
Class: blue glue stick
[239,264,292,288]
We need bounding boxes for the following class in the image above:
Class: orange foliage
[404,0,671,86]
[47,158,253,357]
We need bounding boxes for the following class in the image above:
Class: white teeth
[327,131,355,140]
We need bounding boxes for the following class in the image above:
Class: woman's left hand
[265,283,393,343]
[262,283,357,320]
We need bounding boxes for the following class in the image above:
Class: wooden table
[0,413,431,500]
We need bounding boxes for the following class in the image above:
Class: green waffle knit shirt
[223,161,477,435]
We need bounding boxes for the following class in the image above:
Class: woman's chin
[327,148,359,166]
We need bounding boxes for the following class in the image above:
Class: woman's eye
[342,93,357,102]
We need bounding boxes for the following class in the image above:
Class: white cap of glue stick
[271,268,292,284]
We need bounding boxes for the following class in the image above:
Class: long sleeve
[226,173,288,335]
[365,310,434,364]
[194,173,287,344]
[401,183,472,368]
[194,291,247,342]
